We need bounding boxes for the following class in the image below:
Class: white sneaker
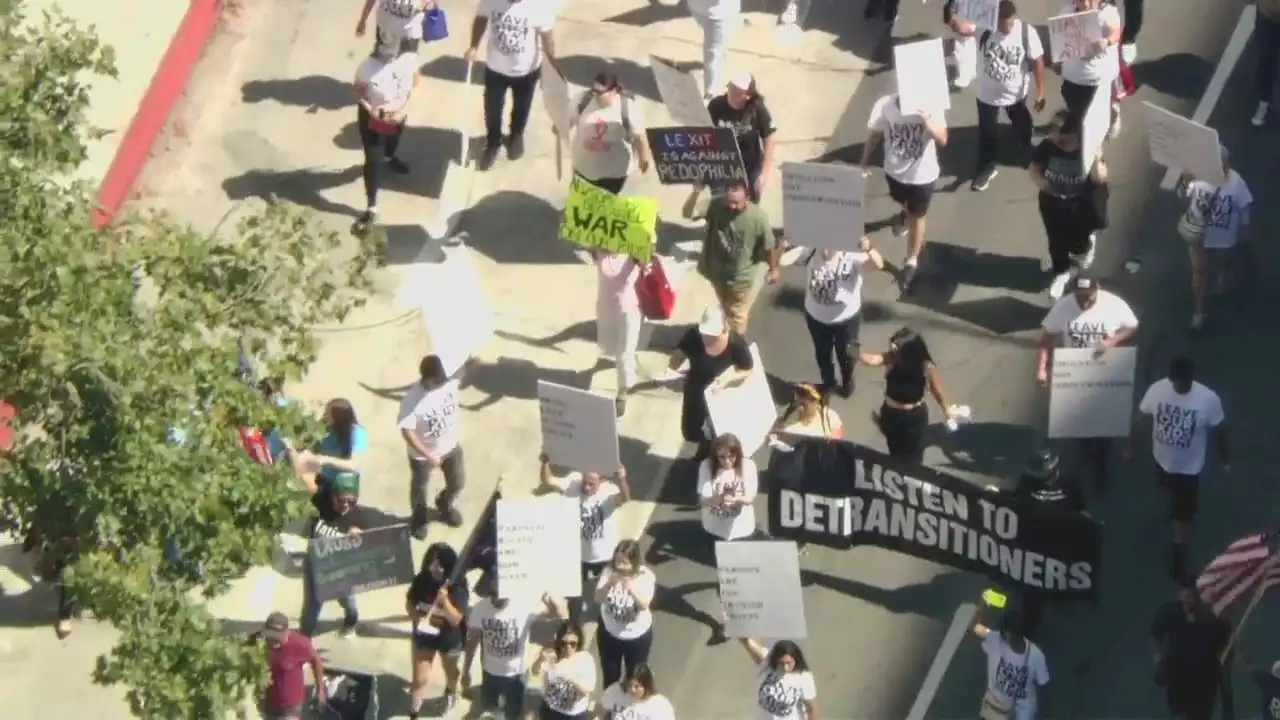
[779,0,798,25]
[1073,234,1097,270]
[1189,312,1206,331]
[1121,43,1137,64]
[1048,271,1073,299]
[1252,102,1269,127]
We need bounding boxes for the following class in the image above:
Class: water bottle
[945,404,972,432]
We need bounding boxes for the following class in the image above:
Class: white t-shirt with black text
[804,250,867,325]
[563,474,623,564]
[1041,290,1139,348]
[755,664,818,720]
[481,0,557,78]
[396,379,462,458]
[868,95,941,185]
[699,458,759,540]
[466,599,539,678]
[573,95,644,181]
[599,684,678,720]
[981,632,1050,720]
[375,0,424,56]
[1059,3,1121,86]
[356,52,419,112]
[543,652,596,716]
[1185,170,1253,249]
[596,567,656,640]
[1138,379,1225,476]
[977,20,1045,107]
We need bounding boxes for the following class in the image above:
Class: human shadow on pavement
[495,319,596,352]
[417,55,487,86]
[938,420,1042,483]
[240,75,352,113]
[558,55,661,102]
[222,166,364,219]
[1129,52,1215,102]
[331,121,464,197]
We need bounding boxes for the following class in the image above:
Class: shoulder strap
[620,93,633,138]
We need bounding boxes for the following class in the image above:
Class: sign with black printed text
[646,126,747,187]
[1048,347,1136,439]
[716,540,807,639]
[766,439,1102,599]
[497,497,582,599]
[308,525,416,603]
[780,162,866,251]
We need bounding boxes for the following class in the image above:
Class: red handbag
[636,257,675,320]
[367,113,401,135]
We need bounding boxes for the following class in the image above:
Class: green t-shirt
[696,197,775,291]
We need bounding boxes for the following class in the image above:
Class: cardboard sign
[418,247,495,377]
[1080,82,1110,171]
[1047,11,1101,63]
[559,177,658,261]
[649,56,714,127]
[308,525,416,603]
[704,344,776,457]
[537,380,621,475]
[646,126,747,187]
[716,540,807,640]
[541,64,574,139]
[955,0,999,28]
[1048,347,1137,439]
[894,39,951,116]
[1141,102,1225,185]
[497,497,583,599]
[780,162,866,251]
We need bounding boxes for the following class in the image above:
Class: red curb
[91,0,220,229]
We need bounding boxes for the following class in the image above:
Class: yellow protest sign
[559,177,657,262]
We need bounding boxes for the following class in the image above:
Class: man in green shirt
[683,179,780,335]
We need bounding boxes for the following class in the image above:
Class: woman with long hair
[802,237,883,397]
[593,540,656,689]
[571,71,651,195]
[292,398,368,493]
[708,73,777,202]
[406,542,469,719]
[1056,0,1122,133]
[739,638,820,719]
[771,383,843,440]
[1174,144,1253,331]
[699,432,761,643]
[860,327,956,463]
[535,620,597,720]
[350,42,419,234]
[597,664,676,720]
[594,247,643,418]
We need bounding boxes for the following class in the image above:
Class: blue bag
[422,7,448,42]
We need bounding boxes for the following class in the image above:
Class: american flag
[1197,532,1280,615]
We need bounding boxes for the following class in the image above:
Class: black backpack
[577,90,634,141]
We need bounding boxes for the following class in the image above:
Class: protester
[594,249,643,417]
[350,43,419,234]
[860,93,948,293]
[1252,0,1280,126]
[571,72,651,195]
[686,0,741,98]
[1150,579,1233,720]
[971,1,1046,191]
[289,398,368,494]
[1029,111,1109,298]
[538,454,632,623]
[667,306,755,457]
[1175,145,1254,330]
[1036,274,1138,493]
[943,0,978,91]
[1127,355,1229,581]
[739,638,819,719]
[1232,646,1280,720]
[398,354,466,539]
[771,382,843,440]
[708,74,777,202]
[684,179,780,335]
[464,571,562,720]
[355,0,428,57]
[597,664,677,720]
[803,239,883,398]
[594,539,656,689]
[255,612,327,720]
[699,432,761,644]
[300,472,367,637]
[535,620,598,720]
[1057,0,1123,133]
[406,542,469,719]
[859,327,957,463]
[466,0,561,170]
[971,603,1050,720]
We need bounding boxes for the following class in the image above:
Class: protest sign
[559,177,657,262]
[541,64,573,139]
[1047,11,1101,63]
[538,380,621,475]
[1080,81,1110,171]
[1141,102,1225,185]
[766,439,1103,599]
[308,525,416,603]
[780,162,866,251]
[497,497,582,599]
[649,56,714,127]
[646,126,747,187]
[704,344,776,457]
[1048,347,1136,439]
[894,39,950,116]
[716,540,807,640]
[955,0,999,28]
[418,247,494,377]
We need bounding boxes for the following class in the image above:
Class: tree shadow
[221,165,364,218]
[1129,52,1215,102]
[240,75,352,113]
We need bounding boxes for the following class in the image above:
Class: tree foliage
[0,3,379,715]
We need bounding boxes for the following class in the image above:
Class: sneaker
[411,522,430,541]
[898,263,919,294]
[386,156,410,174]
[443,693,459,713]
[1189,312,1206,331]
[615,396,627,417]
[477,144,500,171]
[1048,270,1073,299]
[707,626,729,646]
[506,134,526,161]
[350,210,376,235]
[971,166,998,192]
[1252,102,1269,127]
[1072,234,1097,270]
[890,211,908,238]
[1121,42,1136,64]
[339,620,359,638]
[435,498,463,528]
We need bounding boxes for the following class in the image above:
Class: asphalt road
[637,0,1277,717]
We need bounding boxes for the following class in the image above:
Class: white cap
[728,73,754,91]
[698,306,726,336]
[1272,661,1280,679]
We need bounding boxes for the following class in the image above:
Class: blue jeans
[300,560,358,636]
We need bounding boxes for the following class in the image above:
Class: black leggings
[1060,79,1100,123]
[1120,0,1144,45]
[804,312,860,389]
[483,66,541,148]
[596,628,653,689]
[1038,193,1093,275]
[578,174,626,195]
[356,105,403,209]
[878,402,928,462]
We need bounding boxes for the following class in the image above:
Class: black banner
[766,438,1103,599]
[308,525,416,602]
[646,126,747,187]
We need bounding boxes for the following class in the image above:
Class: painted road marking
[905,602,978,720]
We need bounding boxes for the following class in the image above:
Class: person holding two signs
[464,571,563,720]
[406,543,470,719]
[534,620,598,720]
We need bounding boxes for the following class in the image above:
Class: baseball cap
[1070,273,1099,292]
[728,73,754,91]
[698,306,726,336]
[263,611,289,640]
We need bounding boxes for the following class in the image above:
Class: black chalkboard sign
[308,525,415,603]
[646,126,747,187]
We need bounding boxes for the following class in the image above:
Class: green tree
[0,3,381,715]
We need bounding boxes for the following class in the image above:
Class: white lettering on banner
[417,247,495,377]
[312,535,364,558]
[780,162,866,252]
[649,56,714,127]
[1047,11,1101,63]
[894,39,951,116]
[955,0,999,28]
[715,541,807,639]
[704,345,777,457]
[537,380,621,476]
[497,497,582,599]
[1141,102,1226,185]
[1048,348,1137,439]
[541,64,573,138]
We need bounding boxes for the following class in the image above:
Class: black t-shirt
[1032,139,1088,199]
[406,572,470,645]
[1253,670,1280,719]
[1150,602,1231,677]
[309,488,367,539]
[884,348,933,405]
[677,328,754,397]
[708,95,777,175]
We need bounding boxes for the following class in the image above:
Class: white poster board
[418,247,494,377]
[537,381,621,475]
[650,56,714,127]
[541,64,574,138]
[1141,102,1225,185]
[894,39,951,116]
[497,497,582,599]
[716,540,807,639]
[956,0,999,28]
[780,162,866,252]
[1080,82,1110,172]
[1047,11,1101,63]
[1048,347,1137,439]
[704,344,776,457]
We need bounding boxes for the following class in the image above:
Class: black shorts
[1157,468,1201,522]
[412,627,465,654]
[886,175,935,217]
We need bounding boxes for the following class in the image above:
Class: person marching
[860,93,948,294]
[943,0,979,91]
[398,354,467,539]
[971,604,1051,720]
[1056,0,1122,134]
[594,248,644,417]
[1251,0,1280,125]
[1150,580,1232,719]
[255,612,328,720]
[406,543,469,718]
[535,620,598,720]
[708,74,777,203]
[571,71,651,195]
[593,540,657,690]
[598,664,677,720]
[666,307,755,458]
[970,1,1046,192]
[685,180,780,336]
[686,0,741,99]
[699,433,761,644]
[463,571,562,720]
[300,472,367,638]
[1174,145,1253,331]
[802,237,883,398]
[738,639,820,720]
[860,327,958,463]
[771,382,844,440]
[350,42,419,234]
[356,0,429,57]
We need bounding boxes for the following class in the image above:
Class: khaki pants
[712,266,766,336]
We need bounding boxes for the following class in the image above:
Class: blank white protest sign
[417,247,495,377]
[894,39,950,117]
[497,497,582,599]
[780,162,866,251]
[537,380,621,475]
[716,540,807,639]
[650,56,714,127]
